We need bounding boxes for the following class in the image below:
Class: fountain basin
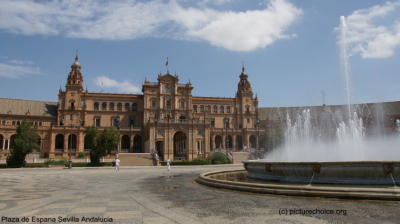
[243,160,400,185]
[196,170,400,200]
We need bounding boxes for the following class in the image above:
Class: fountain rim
[195,169,400,201]
[242,160,400,165]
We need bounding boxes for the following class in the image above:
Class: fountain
[197,16,400,200]
[244,16,400,186]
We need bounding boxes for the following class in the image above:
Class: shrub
[209,152,230,165]
[25,163,47,168]
[77,151,86,159]
[44,159,69,166]
[72,162,112,167]
[6,154,26,168]
[191,157,211,165]
[159,158,211,166]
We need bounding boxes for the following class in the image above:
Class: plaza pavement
[0,165,400,224]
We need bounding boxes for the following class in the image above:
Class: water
[340,16,352,118]
[264,16,400,162]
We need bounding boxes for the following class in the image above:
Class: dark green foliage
[71,162,112,167]
[209,152,230,164]
[25,163,47,168]
[0,162,112,168]
[259,127,284,153]
[44,159,69,166]
[7,121,39,168]
[77,151,86,159]
[160,158,211,166]
[191,157,211,165]
[86,126,120,164]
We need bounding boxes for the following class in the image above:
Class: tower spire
[75,49,79,63]
[66,52,83,92]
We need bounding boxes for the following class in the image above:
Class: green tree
[85,126,120,164]
[259,127,284,154]
[7,121,39,167]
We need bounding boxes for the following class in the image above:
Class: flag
[165,58,168,66]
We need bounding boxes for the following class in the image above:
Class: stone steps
[231,152,251,165]
[117,153,154,166]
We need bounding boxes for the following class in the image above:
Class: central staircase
[231,152,251,165]
[117,153,154,166]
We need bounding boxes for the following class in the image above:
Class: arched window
[200,105,204,112]
[125,103,130,111]
[102,102,107,111]
[227,106,231,113]
[193,105,197,113]
[206,105,211,112]
[94,102,99,111]
[132,103,137,111]
[166,100,171,109]
[213,105,217,113]
[180,101,185,110]
[117,103,122,111]
[109,102,114,111]
[220,106,224,113]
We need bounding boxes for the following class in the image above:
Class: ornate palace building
[0,55,261,161]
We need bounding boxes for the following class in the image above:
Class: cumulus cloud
[0,0,302,51]
[94,76,141,93]
[342,1,400,58]
[188,0,302,51]
[0,60,43,79]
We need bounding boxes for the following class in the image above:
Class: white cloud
[94,76,141,93]
[0,0,302,52]
[187,0,302,51]
[0,60,43,79]
[342,1,400,58]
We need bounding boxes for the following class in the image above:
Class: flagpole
[165,57,169,74]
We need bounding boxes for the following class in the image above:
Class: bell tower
[66,53,84,92]
[236,65,258,129]
[57,53,85,127]
[237,65,252,95]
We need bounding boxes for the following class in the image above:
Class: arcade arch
[173,131,187,159]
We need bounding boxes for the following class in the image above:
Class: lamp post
[203,109,208,156]
[235,125,238,152]
[154,115,158,155]
[225,118,229,155]
[256,117,260,155]
[68,123,74,169]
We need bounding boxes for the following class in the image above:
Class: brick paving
[0,165,400,224]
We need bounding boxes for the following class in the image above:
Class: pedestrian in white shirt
[115,158,120,171]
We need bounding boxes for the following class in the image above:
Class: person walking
[167,158,171,171]
[115,158,120,171]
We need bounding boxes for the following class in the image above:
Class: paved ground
[1,165,400,224]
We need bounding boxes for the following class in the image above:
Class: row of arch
[154,131,258,160]
[1,120,43,126]
[54,133,143,153]
[93,102,138,112]
[0,134,41,150]
[213,135,257,150]
[193,105,232,114]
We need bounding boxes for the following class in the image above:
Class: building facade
[0,55,261,161]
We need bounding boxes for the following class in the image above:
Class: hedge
[160,157,211,166]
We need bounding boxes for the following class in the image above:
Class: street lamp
[225,118,229,155]
[154,114,158,155]
[68,123,74,169]
[235,125,238,152]
[256,117,260,154]
[203,109,208,156]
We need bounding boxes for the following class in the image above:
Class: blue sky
[1,0,399,107]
